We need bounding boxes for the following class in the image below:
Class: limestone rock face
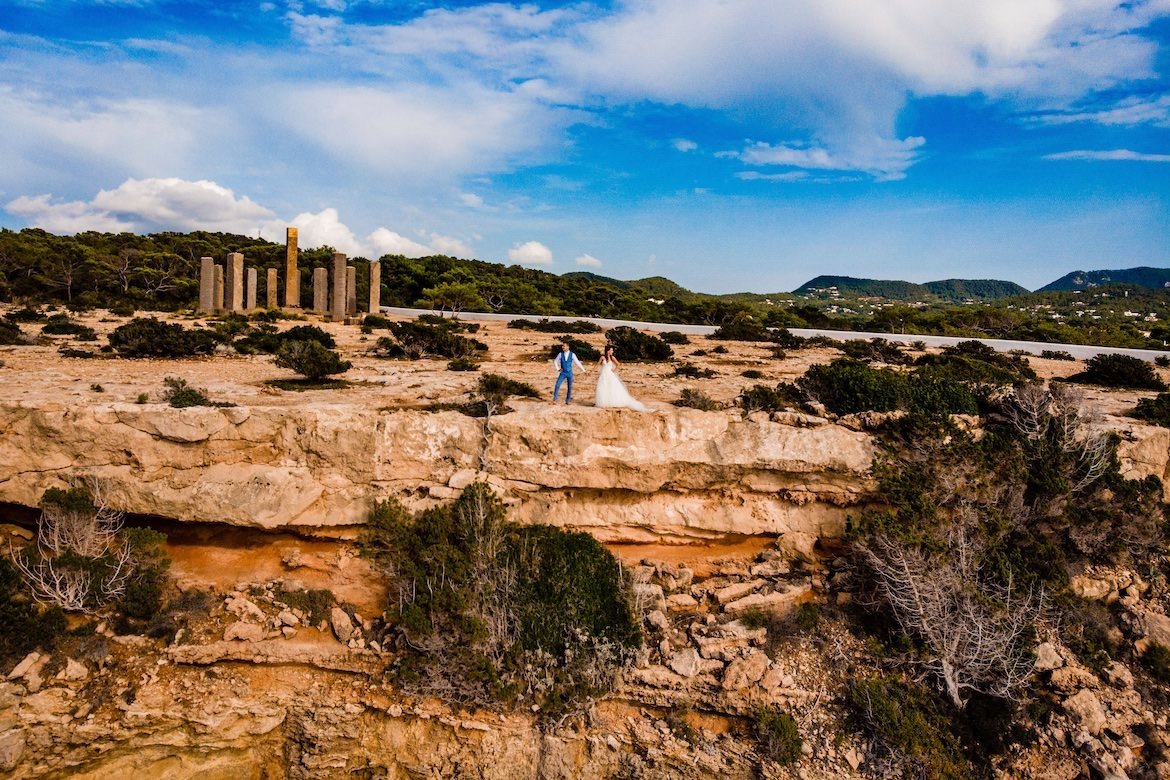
[0,401,876,543]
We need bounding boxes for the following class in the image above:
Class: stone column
[284,228,300,308]
[313,267,329,313]
[225,252,244,312]
[266,268,279,309]
[198,257,215,314]
[213,265,225,313]
[346,265,357,315]
[368,260,381,314]
[331,253,347,321]
[245,268,258,311]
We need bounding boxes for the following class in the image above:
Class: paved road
[380,306,1168,361]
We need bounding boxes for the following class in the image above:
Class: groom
[552,342,586,404]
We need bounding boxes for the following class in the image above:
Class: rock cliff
[0,401,875,549]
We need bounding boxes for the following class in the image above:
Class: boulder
[0,728,25,772]
[1064,690,1108,736]
[1034,642,1064,672]
[330,607,356,643]
[669,649,702,678]
[721,651,770,691]
[714,580,765,605]
[223,621,265,642]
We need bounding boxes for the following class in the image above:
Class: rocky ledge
[0,401,877,548]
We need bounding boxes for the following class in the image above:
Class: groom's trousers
[553,370,573,403]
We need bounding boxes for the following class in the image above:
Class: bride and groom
[553,342,647,412]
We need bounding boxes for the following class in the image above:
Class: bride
[595,346,648,411]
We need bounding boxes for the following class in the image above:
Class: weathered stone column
[225,252,244,312]
[198,257,215,314]
[284,228,300,308]
[266,269,279,309]
[368,260,381,314]
[331,253,347,321]
[245,268,258,311]
[346,266,357,315]
[313,267,329,313]
[213,265,225,313]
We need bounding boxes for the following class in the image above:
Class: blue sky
[1,1,1168,293]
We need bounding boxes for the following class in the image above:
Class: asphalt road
[380,307,1168,361]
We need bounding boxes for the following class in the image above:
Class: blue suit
[553,350,582,403]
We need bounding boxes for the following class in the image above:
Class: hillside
[923,278,1029,300]
[1040,266,1170,292]
[794,275,1028,301]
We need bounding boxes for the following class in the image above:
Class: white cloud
[1034,95,1170,128]
[459,192,486,209]
[428,233,474,258]
[672,138,698,152]
[1043,149,1170,163]
[365,225,433,258]
[575,253,603,268]
[508,240,553,265]
[731,136,926,181]
[737,171,810,183]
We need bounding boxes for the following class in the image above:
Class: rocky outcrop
[0,401,875,546]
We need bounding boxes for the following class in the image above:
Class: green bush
[710,316,775,343]
[477,373,540,401]
[386,321,488,360]
[109,317,217,358]
[274,340,352,380]
[840,338,911,365]
[1156,355,1170,368]
[798,360,907,415]
[914,341,1036,389]
[672,389,723,411]
[1041,350,1076,361]
[234,323,335,354]
[1143,642,1170,684]
[741,369,764,379]
[0,320,25,345]
[549,338,599,362]
[753,706,802,765]
[605,326,673,361]
[794,602,821,631]
[117,527,171,623]
[509,318,601,334]
[846,676,969,780]
[1132,393,1170,427]
[1066,353,1167,391]
[0,558,66,666]
[162,376,234,408]
[360,485,639,713]
[659,331,690,345]
[108,302,136,317]
[739,384,797,413]
[675,363,716,379]
[276,587,336,625]
[42,315,97,340]
[448,357,479,371]
[4,306,46,323]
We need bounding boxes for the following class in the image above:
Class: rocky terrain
[2,306,1170,778]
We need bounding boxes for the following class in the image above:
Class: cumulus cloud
[672,138,698,152]
[3,177,466,259]
[575,253,603,268]
[508,240,553,265]
[1043,149,1170,162]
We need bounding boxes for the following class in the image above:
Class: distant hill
[1039,267,1170,292]
[627,276,694,299]
[923,279,1030,300]
[560,271,630,289]
[793,275,1028,301]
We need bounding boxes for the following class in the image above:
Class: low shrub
[739,384,797,414]
[162,376,234,408]
[116,527,171,624]
[674,363,716,379]
[672,389,723,411]
[794,602,821,631]
[0,320,25,345]
[753,706,802,765]
[606,326,673,361]
[109,317,217,358]
[509,318,600,334]
[549,338,600,362]
[711,345,728,354]
[742,369,764,379]
[107,302,136,317]
[0,558,67,667]
[659,331,690,345]
[1066,353,1167,391]
[363,313,392,329]
[360,486,640,713]
[840,338,911,365]
[477,373,540,401]
[42,315,97,340]
[846,675,969,780]
[4,306,46,323]
[690,349,708,357]
[385,321,487,360]
[710,317,774,342]
[1144,642,1170,684]
[212,312,250,339]
[914,341,1036,389]
[448,357,479,371]
[276,586,336,626]
[1041,350,1076,361]
[1133,393,1170,427]
[274,340,352,380]
[798,360,906,415]
[234,323,335,355]
[1156,355,1170,368]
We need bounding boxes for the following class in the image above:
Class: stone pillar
[224,252,244,312]
[266,268,279,309]
[368,260,381,314]
[198,257,215,314]
[346,265,357,315]
[331,253,347,321]
[213,265,225,313]
[284,227,300,308]
[246,268,258,311]
[313,267,329,313]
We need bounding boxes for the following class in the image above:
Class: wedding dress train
[594,360,647,411]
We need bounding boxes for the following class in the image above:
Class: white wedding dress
[595,359,647,411]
